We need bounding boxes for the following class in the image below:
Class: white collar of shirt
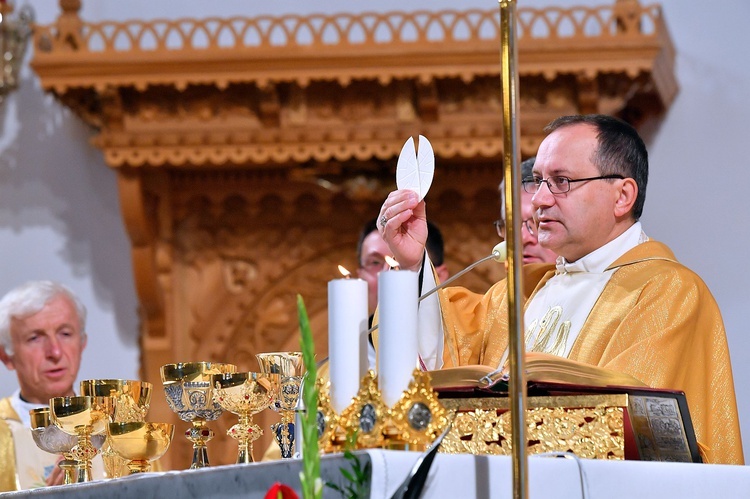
[554,221,647,275]
[10,389,47,428]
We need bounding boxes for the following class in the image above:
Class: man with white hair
[0,280,88,490]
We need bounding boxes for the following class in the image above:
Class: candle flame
[338,265,351,278]
[385,255,400,269]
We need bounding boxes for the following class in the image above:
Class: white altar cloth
[2,450,748,498]
[369,451,750,499]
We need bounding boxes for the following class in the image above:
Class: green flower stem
[297,295,322,499]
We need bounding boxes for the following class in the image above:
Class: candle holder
[318,369,451,452]
[50,396,115,482]
[337,370,387,449]
[80,379,152,478]
[256,352,305,458]
[160,362,237,469]
[107,422,174,474]
[212,372,278,463]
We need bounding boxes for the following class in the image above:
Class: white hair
[0,281,87,355]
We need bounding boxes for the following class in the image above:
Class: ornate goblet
[160,362,237,469]
[50,396,115,482]
[107,422,174,474]
[30,407,105,484]
[80,379,153,478]
[256,352,305,458]
[212,372,278,463]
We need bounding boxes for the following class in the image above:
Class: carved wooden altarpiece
[31,0,676,469]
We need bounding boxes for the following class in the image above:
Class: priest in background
[377,114,743,465]
[0,280,101,490]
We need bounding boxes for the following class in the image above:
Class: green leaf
[297,295,321,499]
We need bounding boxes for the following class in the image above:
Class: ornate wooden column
[31,0,676,469]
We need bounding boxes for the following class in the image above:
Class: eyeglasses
[522,174,625,194]
[361,256,388,273]
[493,218,536,239]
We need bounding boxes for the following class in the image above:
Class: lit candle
[384,255,400,270]
[377,268,418,407]
[328,267,368,413]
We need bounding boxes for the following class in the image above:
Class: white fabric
[10,390,44,428]
[417,252,444,370]
[522,222,647,358]
[367,450,750,499]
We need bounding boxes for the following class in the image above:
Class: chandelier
[0,0,33,105]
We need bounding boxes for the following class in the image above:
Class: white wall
[2,0,748,461]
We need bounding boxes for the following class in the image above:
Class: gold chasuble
[0,398,21,491]
[439,241,743,465]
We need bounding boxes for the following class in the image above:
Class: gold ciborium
[80,379,153,478]
[30,407,105,484]
[212,372,278,463]
[256,352,305,458]
[50,396,114,482]
[107,422,174,474]
[160,362,237,469]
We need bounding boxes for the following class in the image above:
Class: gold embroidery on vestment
[527,306,570,356]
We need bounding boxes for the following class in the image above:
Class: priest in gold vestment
[0,281,91,490]
[377,114,743,465]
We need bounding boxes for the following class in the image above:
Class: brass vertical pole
[498,1,528,499]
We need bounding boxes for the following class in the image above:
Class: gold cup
[256,352,305,458]
[80,379,152,422]
[50,396,115,482]
[160,361,237,469]
[212,372,278,463]
[30,407,105,484]
[107,422,174,474]
[79,379,153,478]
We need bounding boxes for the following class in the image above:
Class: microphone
[368,241,507,334]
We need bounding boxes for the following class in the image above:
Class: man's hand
[378,189,427,272]
[45,456,65,486]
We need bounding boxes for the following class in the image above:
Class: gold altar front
[439,393,698,462]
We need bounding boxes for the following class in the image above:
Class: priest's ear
[435,263,449,284]
[0,347,15,371]
[614,177,638,219]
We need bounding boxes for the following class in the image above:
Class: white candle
[328,277,368,413]
[377,269,419,407]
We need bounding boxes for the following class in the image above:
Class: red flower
[264,482,299,499]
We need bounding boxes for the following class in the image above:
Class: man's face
[520,190,558,264]
[0,295,86,404]
[357,230,392,314]
[531,124,624,262]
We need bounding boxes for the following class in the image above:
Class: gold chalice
[212,372,278,463]
[30,407,105,484]
[107,422,174,474]
[50,396,115,482]
[80,379,153,478]
[256,352,306,458]
[160,361,237,469]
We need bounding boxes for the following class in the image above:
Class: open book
[428,351,647,391]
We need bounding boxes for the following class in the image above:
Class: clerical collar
[555,222,646,275]
[11,389,46,428]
